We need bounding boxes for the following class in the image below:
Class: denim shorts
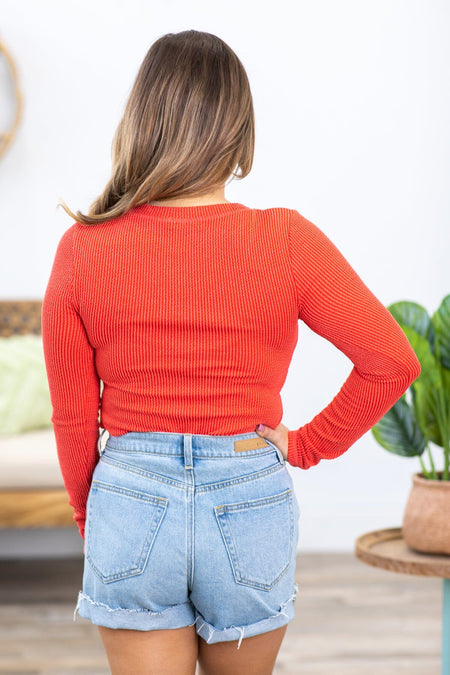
[74,429,300,649]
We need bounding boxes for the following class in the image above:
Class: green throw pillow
[0,334,53,436]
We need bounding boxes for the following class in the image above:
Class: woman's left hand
[255,422,289,461]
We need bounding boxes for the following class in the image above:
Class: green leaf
[413,381,444,447]
[372,397,427,457]
[431,294,450,369]
[388,301,435,351]
[443,368,450,400]
[399,324,441,388]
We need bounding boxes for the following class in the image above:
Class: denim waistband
[99,428,283,461]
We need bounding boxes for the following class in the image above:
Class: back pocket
[86,480,168,584]
[214,488,294,591]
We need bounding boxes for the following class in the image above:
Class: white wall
[1,0,449,557]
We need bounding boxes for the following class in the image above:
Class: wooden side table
[355,527,450,675]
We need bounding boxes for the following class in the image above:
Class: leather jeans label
[234,437,269,452]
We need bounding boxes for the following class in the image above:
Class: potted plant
[371,294,450,555]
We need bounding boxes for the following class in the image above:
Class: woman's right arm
[286,209,421,469]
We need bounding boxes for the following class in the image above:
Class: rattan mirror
[0,38,23,160]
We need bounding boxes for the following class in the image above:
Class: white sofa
[0,429,75,529]
[0,428,61,488]
[0,301,75,529]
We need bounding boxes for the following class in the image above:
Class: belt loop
[275,446,285,464]
[184,434,193,469]
[97,428,109,456]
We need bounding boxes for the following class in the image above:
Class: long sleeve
[286,209,421,469]
[41,225,101,539]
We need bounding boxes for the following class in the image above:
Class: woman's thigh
[98,624,198,675]
[97,623,287,675]
[197,624,288,675]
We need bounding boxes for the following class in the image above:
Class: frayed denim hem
[73,583,298,646]
[73,590,196,631]
[195,583,299,650]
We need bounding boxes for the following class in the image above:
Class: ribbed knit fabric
[42,203,421,539]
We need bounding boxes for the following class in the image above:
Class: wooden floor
[0,553,442,674]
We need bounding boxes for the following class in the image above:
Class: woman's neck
[148,186,229,207]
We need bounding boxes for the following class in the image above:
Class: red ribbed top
[42,203,421,538]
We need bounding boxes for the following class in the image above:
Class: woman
[42,29,421,675]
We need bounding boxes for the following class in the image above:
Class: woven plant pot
[402,472,450,555]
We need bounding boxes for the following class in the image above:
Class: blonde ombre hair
[58,30,255,225]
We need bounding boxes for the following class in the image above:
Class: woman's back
[46,203,296,436]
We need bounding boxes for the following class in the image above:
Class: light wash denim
[74,429,300,648]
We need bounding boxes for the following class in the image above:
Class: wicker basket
[0,300,42,337]
[402,472,450,555]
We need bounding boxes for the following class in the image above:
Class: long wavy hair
[58,30,255,225]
